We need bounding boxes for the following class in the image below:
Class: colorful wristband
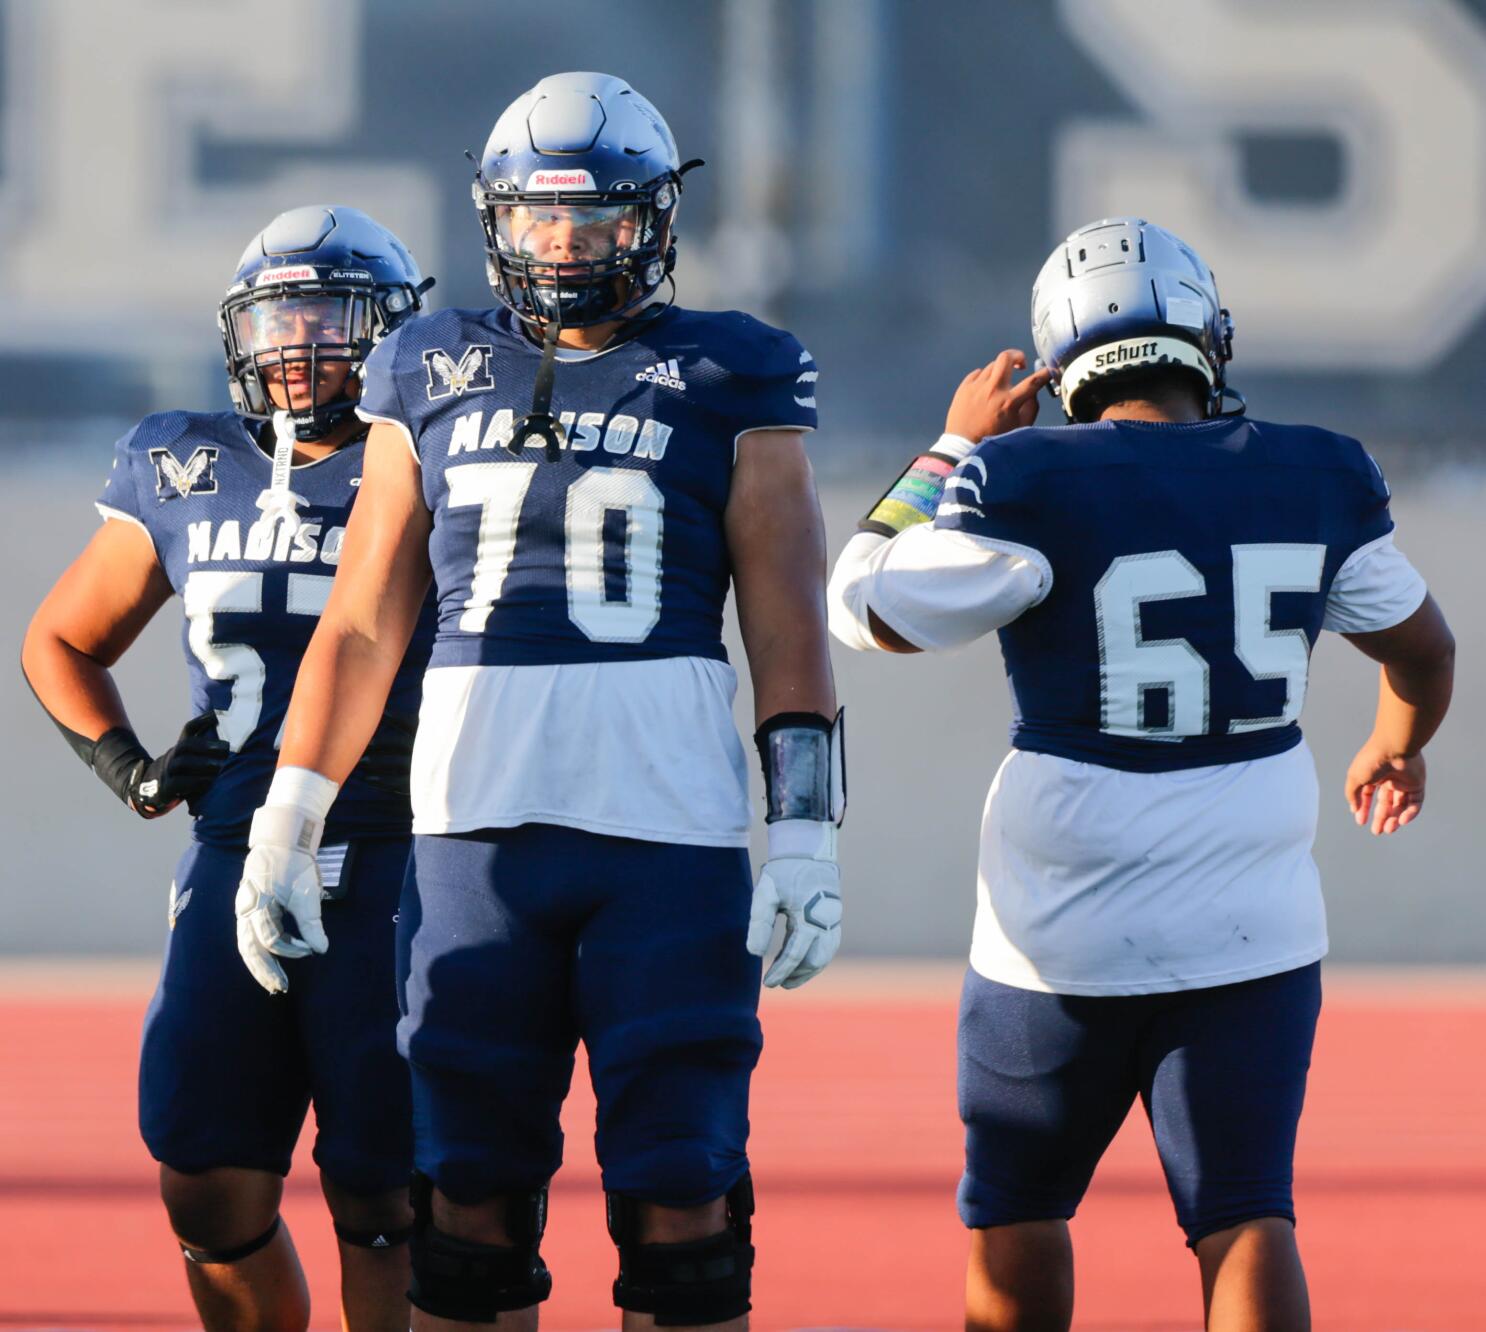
[859,435,975,537]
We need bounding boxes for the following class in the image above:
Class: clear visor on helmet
[231,293,371,415]
[231,293,370,357]
[493,202,644,266]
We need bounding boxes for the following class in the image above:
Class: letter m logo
[424,345,494,401]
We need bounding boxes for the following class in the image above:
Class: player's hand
[235,804,330,994]
[91,711,230,819]
[1344,741,1426,836]
[944,350,1051,443]
[747,820,842,989]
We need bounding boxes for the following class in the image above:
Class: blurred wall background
[1,0,1480,959]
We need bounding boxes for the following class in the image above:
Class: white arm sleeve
[1322,533,1428,634]
[827,525,1051,653]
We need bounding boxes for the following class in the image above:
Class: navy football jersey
[357,304,817,668]
[96,410,435,843]
[934,417,1395,772]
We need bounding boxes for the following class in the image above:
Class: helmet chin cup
[508,411,566,462]
[282,397,356,441]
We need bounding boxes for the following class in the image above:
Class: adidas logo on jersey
[636,359,686,391]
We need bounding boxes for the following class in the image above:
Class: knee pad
[407,1172,552,1321]
[608,1172,755,1327]
[179,1215,281,1265]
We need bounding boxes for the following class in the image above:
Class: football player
[232,74,842,1330]
[828,218,1454,1332]
[22,206,436,1332]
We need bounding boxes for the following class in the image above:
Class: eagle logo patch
[423,345,494,401]
[150,447,219,501]
[167,880,192,930]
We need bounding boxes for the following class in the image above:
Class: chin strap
[507,277,678,465]
[508,319,566,463]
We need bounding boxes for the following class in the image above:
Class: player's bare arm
[727,429,836,721]
[277,423,433,783]
[727,429,846,992]
[24,518,172,734]
[1341,593,1455,835]
[22,518,228,816]
[234,422,432,995]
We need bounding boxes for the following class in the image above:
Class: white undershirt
[410,656,751,846]
[829,506,1428,994]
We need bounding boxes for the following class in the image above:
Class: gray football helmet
[1031,217,1239,422]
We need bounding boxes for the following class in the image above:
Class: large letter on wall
[0,0,438,357]
[1055,0,1486,369]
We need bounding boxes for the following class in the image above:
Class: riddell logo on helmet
[528,169,597,190]
[255,265,318,285]
[1092,341,1159,368]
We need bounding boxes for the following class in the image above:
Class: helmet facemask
[220,280,415,441]
[475,177,680,329]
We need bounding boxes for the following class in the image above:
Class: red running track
[0,962,1482,1331]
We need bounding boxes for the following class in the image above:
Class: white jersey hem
[411,809,750,849]
[968,944,1329,997]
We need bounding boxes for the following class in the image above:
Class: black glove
[356,713,417,797]
[90,711,231,818]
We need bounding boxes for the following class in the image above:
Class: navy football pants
[139,838,412,1194]
[397,824,762,1207]
[958,962,1322,1245]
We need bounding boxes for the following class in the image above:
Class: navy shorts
[957,962,1322,1245]
[397,824,762,1207]
[139,837,412,1194]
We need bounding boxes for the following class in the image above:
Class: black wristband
[89,726,152,809]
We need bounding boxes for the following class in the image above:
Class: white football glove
[746,820,842,989]
[235,768,339,995]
